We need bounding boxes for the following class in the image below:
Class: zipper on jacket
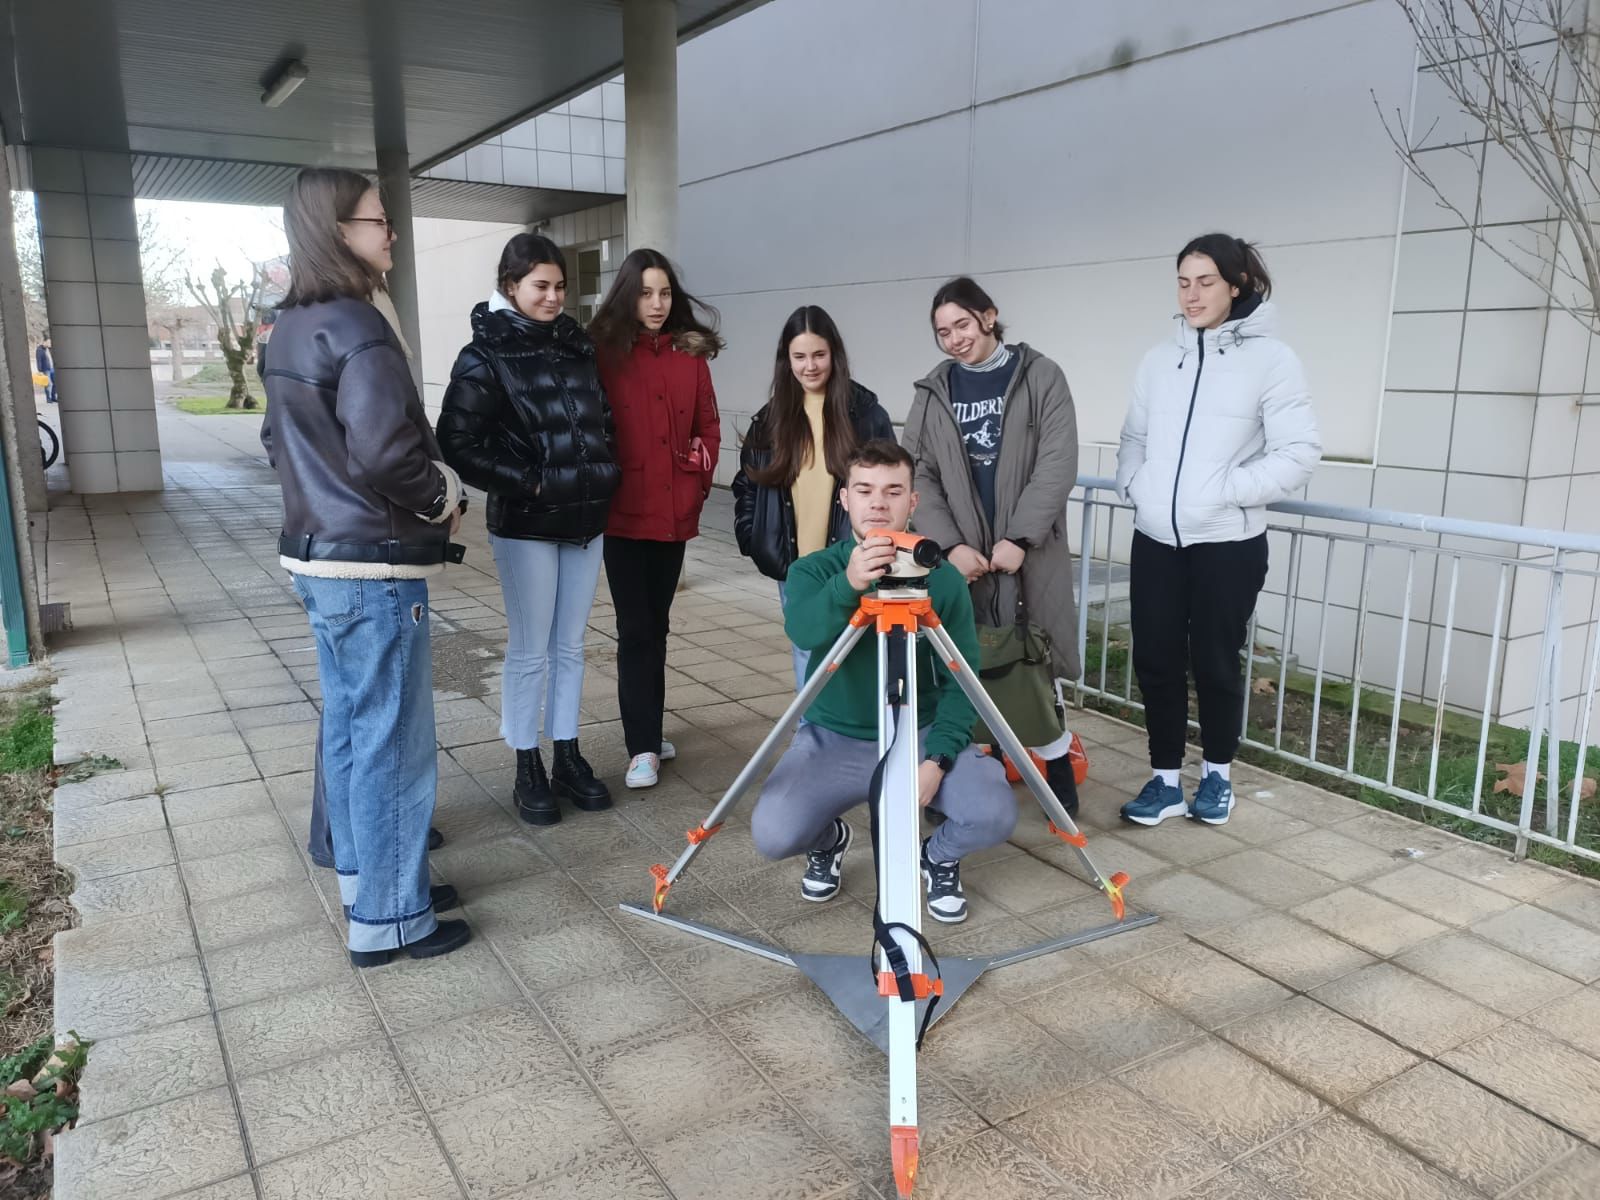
[1170,333,1205,548]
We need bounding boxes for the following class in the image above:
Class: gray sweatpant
[751,723,1017,865]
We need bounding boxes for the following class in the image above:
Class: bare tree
[187,265,265,410]
[10,192,48,342]
[1381,0,1600,332]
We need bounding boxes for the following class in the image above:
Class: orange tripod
[620,573,1152,1197]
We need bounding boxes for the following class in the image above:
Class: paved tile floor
[40,405,1600,1199]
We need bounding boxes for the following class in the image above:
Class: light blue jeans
[492,534,605,747]
[293,574,437,952]
[777,580,811,691]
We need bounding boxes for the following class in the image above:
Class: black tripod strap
[864,680,943,1050]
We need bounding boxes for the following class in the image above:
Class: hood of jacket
[914,341,1044,398]
[1172,294,1279,361]
[633,327,723,359]
[470,300,592,354]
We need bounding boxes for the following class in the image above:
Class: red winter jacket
[598,330,722,541]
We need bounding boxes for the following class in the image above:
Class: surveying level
[620,538,1154,1197]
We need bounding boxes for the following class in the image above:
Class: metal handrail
[1067,474,1600,866]
[1075,475,1600,555]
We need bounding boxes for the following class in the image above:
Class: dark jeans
[1129,530,1268,770]
[604,536,686,757]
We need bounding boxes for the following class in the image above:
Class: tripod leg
[647,618,872,911]
[877,625,925,1198]
[922,622,1130,918]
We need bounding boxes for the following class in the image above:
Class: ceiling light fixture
[261,60,309,108]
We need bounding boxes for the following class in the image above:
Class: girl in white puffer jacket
[1115,235,1321,831]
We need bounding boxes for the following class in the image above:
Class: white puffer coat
[1116,299,1321,548]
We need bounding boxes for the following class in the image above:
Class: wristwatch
[926,753,955,773]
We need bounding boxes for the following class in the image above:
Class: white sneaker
[625,753,660,789]
[658,740,677,762]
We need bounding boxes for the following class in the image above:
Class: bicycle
[38,420,58,469]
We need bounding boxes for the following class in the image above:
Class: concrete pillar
[377,147,423,391]
[31,148,161,493]
[623,0,679,259]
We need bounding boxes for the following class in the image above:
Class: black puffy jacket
[260,297,458,573]
[437,303,620,543]
[732,382,895,581]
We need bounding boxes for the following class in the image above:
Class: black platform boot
[515,748,559,826]
[551,739,612,812]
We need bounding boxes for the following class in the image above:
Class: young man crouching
[749,440,1016,923]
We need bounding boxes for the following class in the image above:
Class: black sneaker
[801,818,851,903]
[920,838,968,924]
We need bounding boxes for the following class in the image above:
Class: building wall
[422,79,627,195]
[413,0,1600,736]
[413,200,628,417]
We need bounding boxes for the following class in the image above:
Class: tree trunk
[219,332,257,410]
[169,326,184,383]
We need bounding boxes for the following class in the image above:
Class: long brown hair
[744,305,859,489]
[281,168,386,307]
[587,248,722,359]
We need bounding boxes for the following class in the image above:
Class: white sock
[1031,728,1076,760]
[1154,768,1181,788]
[1203,760,1231,782]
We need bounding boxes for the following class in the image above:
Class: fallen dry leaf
[39,1130,54,1164]
[1492,761,1544,794]
[1581,776,1597,800]
[3,1080,36,1101]
[1250,677,1276,695]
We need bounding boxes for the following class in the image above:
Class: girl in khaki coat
[903,276,1083,813]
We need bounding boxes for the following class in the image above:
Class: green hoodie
[783,537,979,762]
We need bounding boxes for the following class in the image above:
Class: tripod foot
[650,863,672,913]
[891,1125,919,1197]
[1105,871,1130,921]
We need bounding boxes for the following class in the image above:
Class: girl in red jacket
[589,249,723,788]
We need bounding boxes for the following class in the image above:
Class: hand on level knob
[846,535,897,591]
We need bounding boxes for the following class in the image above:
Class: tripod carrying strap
[865,696,943,1050]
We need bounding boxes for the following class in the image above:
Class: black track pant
[604,536,687,757]
[1129,530,1268,770]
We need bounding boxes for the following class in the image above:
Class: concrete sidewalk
[40,403,1600,1199]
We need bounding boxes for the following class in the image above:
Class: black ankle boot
[515,748,559,826]
[551,739,612,812]
[1046,753,1080,819]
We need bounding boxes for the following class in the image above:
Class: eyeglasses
[342,216,395,236]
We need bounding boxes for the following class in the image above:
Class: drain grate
[38,602,71,633]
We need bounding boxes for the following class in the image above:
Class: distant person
[733,305,893,687]
[436,234,620,825]
[750,441,1016,924]
[36,338,54,403]
[588,249,722,790]
[261,167,469,967]
[1115,234,1320,829]
[903,276,1083,815]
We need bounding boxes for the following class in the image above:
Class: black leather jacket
[436,304,620,544]
[732,383,895,581]
[260,298,457,569]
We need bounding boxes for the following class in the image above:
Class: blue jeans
[776,581,811,691]
[492,534,604,747]
[293,574,438,952]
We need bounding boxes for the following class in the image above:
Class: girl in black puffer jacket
[437,234,620,827]
[732,305,893,686]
